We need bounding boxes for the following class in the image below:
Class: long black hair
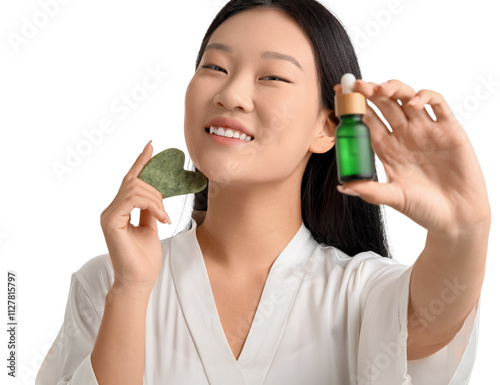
[189,0,391,258]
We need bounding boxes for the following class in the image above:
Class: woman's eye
[201,64,227,74]
[201,65,291,83]
[261,76,292,83]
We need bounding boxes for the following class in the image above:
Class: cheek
[260,94,317,151]
[185,78,202,116]
[185,77,211,134]
[184,78,205,167]
[248,106,312,177]
[185,74,215,112]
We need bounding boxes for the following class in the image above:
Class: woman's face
[184,8,334,188]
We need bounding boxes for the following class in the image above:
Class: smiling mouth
[205,126,255,142]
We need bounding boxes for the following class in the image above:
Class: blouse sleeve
[356,256,480,385]
[35,273,101,385]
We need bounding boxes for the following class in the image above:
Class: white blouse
[36,217,480,385]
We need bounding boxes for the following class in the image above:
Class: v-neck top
[36,217,480,385]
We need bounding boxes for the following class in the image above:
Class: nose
[213,75,254,112]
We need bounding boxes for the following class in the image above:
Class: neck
[195,179,303,275]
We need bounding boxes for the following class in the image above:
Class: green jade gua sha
[138,148,207,199]
[334,73,375,183]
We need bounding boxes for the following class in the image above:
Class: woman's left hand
[335,79,490,238]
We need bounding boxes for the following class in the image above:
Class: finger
[114,194,169,229]
[371,80,425,122]
[123,185,169,221]
[139,208,156,231]
[124,140,153,181]
[120,175,165,207]
[112,177,165,217]
[337,180,404,212]
[407,89,457,123]
[362,105,394,157]
[334,82,392,138]
[370,79,416,103]
[123,179,164,203]
[355,79,423,124]
[135,177,164,202]
[140,203,172,229]
[336,80,410,133]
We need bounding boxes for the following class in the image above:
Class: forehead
[207,8,316,71]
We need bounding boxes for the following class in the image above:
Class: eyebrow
[205,43,303,70]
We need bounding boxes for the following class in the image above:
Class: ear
[309,110,336,154]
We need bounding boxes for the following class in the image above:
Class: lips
[205,117,254,139]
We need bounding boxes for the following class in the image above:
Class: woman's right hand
[100,141,171,295]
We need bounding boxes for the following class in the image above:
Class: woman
[36,0,490,384]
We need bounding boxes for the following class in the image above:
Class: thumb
[337,180,403,209]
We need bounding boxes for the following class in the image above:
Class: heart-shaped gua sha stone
[138,148,207,199]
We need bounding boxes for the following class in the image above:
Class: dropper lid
[334,73,366,117]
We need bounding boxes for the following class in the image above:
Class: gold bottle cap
[335,92,366,117]
[334,73,366,117]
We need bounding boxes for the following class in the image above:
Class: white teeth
[208,126,253,141]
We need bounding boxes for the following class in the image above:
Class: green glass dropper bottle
[334,73,374,183]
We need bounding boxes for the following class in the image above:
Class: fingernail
[143,140,152,151]
[408,96,420,106]
[338,186,360,197]
[163,210,171,224]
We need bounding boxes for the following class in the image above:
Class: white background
[1,0,498,383]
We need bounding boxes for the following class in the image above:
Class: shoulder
[73,234,177,290]
[314,242,403,269]
[73,235,177,292]
[309,243,409,286]
[307,243,412,304]
[73,252,114,292]
[70,253,114,318]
